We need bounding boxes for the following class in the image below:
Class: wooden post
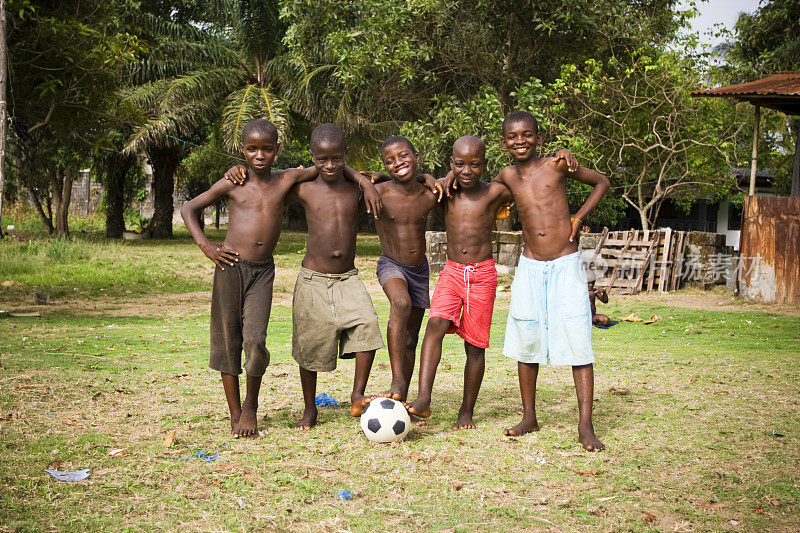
[791,119,800,198]
[749,105,760,197]
[0,0,7,236]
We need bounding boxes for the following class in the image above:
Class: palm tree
[121,1,291,237]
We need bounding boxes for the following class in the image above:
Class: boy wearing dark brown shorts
[181,119,321,438]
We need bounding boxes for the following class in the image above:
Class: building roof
[691,71,800,115]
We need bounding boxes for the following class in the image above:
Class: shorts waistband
[519,251,580,268]
[236,257,275,268]
[444,258,495,270]
[379,255,429,272]
[300,266,358,282]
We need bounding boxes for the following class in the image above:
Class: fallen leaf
[210,461,245,472]
[697,501,727,510]
[769,499,779,506]
[62,418,78,427]
[566,466,600,476]
[108,448,125,457]
[48,460,67,470]
[609,386,629,395]
[271,372,288,378]
[442,364,452,370]
[163,430,175,448]
[753,507,764,514]
[642,511,656,522]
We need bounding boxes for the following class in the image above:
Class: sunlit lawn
[0,224,798,531]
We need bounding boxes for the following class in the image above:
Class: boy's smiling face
[242,130,279,176]
[450,138,486,189]
[310,140,347,181]
[381,141,419,183]
[502,119,541,162]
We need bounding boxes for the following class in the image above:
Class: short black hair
[242,118,278,143]
[453,135,486,157]
[310,123,347,152]
[502,111,538,134]
[380,136,417,155]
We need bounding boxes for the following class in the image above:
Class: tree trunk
[638,208,649,231]
[148,144,182,238]
[104,152,134,238]
[29,187,54,234]
[54,170,73,236]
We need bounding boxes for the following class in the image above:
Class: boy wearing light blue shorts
[493,111,610,451]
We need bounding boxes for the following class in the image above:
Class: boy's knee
[242,334,267,358]
[389,297,412,319]
[426,317,451,335]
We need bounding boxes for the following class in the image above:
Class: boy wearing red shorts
[407,136,513,430]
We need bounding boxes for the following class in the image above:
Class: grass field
[0,221,798,532]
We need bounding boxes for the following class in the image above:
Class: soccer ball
[359,398,411,443]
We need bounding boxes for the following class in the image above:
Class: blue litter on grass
[45,469,90,482]
[336,490,353,501]
[315,393,338,407]
[593,320,619,330]
[180,449,219,462]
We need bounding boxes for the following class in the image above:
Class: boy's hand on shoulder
[421,173,444,202]
[553,149,578,174]
[224,165,248,186]
[443,171,457,197]
[199,241,239,270]
[362,182,383,219]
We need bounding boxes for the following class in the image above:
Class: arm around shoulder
[281,165,319,185]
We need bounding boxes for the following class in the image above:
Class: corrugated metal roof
[691,71,800,97]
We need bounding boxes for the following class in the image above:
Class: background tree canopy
[2,0,796,235]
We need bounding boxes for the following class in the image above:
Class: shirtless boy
[181,119,320,438]
[366,136,442,401]
[495,111,610,451]
[289,123,386,430]
[407,136,513,430]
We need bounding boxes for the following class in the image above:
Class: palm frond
[220,85,290,153]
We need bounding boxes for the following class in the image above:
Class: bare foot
[452,412,476,431]
[230,410,241,436]
[409,414,428,426]
[379,383,407,402]
[233,404,259,439]
[578,422,605,451]
[350,393,375,417]
[294,407,317,430]
[406,397,431,418]
[503,416,540,437]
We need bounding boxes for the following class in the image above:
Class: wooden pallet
[593,229,687,294]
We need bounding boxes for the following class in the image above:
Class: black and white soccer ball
[359,398,411,443]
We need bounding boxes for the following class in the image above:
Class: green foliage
[729,0,800,78]
[549,45,743,229]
